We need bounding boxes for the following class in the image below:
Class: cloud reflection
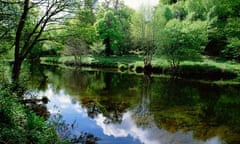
[95,112,161,144]
[95,111,223,144]
[39,85,87,117]
[39,85,224,144]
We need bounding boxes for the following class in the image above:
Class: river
[28,64,240,144]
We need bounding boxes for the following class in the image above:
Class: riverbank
[41,55,240,82]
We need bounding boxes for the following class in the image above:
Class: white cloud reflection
[94,111,223,144]
[39,85,224,144]
[39,85,87,117]
[95,112,161,144]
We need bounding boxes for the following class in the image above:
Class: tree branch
[15,0,30,59]
[21,0,73,58]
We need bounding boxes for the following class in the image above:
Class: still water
[29,65,240,144]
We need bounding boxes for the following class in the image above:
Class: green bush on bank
[0,85,64,144]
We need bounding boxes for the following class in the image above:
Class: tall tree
[131,5,157,67]
[62,0,98,60]
[157,19,207,69]
[115,4,133,55]
[95,9,122,56]
[11,0,73,82]
[95,0,132,56]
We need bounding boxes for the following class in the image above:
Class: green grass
[41,55,240,73]
[181,58,240,75]
[41,55,143,68]
[41,55,240,83]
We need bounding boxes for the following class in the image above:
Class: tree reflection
[29,65,240,143]
[132,75,153,127]
[81,97,130,124]
[60,71,139,124]
[26,62,48,91]
[149,78,240,142]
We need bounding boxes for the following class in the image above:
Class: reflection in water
[40,85,223,144]
[29,64,240,144]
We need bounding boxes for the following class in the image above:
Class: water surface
[29,65,240,144]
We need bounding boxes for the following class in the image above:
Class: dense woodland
[0,0,240,81]
[0,0,240,143]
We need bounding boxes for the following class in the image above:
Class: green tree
[131,4,165,67]
[62,0,98,60]
[64,37,88,64]
[94,0,133,56]
[115,5,133,55]
[11,0,74,82]
[89,41,106,56]
[95,10,122,56]
[0,0,20,55]
[71,0,97,44]
[222,18,240,61]
[157,19,207,69]
[202,0,240,57]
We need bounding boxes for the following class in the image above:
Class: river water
[29,64,240,144]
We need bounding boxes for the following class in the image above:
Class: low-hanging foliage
[0,85,63,144]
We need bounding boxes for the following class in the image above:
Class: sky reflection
[39,85,224,144]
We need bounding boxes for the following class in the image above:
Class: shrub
[0,85,63,144]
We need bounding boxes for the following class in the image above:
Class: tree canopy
[0,0,240,81]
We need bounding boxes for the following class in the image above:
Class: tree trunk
[12,57,23,83]
[12,0,29,83]
[104,37,112,56]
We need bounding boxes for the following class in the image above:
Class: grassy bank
[41,55,240,82]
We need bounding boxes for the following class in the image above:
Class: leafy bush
[156,19,207,69]
[90,41,106,56]
[0,85,63,144]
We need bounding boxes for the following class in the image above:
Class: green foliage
[61,2,98,60]
[156,0,240,61]
[27,42,43,59]
[95,10,123,55]
[157,19,207,68]
[0,1,19,57]
[64,12,97,45]
[0,85,63,144]
[201,0,240,58]
[222,37,240,61]
[63,37,88,63]
[130,5,159,66]
[90,41,106,55]
[115,6,133,54]
[185,0,208,20]
[171,1,187,20]
[130,10,147,49]
[221,18,240,60]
